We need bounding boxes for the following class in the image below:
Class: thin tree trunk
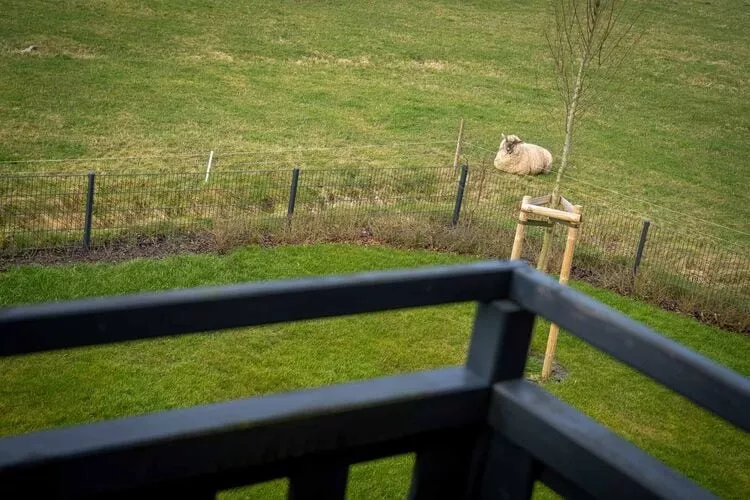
[536,44,590,272]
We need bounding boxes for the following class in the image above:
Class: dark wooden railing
[0,260,748,499]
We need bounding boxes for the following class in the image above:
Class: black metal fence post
[287,168,300,225]
[451,164,468,226]
[83,171,96,250]
[633,219,651,275]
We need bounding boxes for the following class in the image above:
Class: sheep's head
[500,134,523,154]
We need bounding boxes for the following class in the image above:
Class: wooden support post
[521,201,581,224]
[452,118,465,169]
[541,204,583,381]
[510,196,530,260]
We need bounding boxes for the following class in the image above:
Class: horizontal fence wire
[0,163,748,330]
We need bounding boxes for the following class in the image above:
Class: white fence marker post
[204,150,214,183]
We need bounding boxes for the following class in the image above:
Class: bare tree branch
[536,0,646,273]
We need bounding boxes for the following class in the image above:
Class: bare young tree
[536,0,643,272]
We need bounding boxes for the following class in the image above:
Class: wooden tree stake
[541,204,583,381]
[510,196,531,260]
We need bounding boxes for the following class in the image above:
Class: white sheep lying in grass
[493,134,553,175]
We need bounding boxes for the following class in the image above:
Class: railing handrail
[0,260,517,356]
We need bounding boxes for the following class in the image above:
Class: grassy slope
[0,243,748,498]
[0,0,748,239]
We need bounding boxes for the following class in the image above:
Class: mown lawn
[1,1,748,241]
[0,243,748,498]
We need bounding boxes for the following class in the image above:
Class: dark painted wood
[476,435,537,500]
[0,368,486,499]
[107,483,218,500]
[409,300,537,499]
[100,437,433,500]
[511,266,750,432]
[464,300,539,499]
[537,467,596,500]
[465,300,535,383]
[490,379,714,499]
[288,460,349,499]
[1,260,747,498]
[409,429,483,500]
[411,300,538,499]
[0,261,518,356]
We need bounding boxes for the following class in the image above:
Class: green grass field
[1,244,748,498]
[1,0,748,242]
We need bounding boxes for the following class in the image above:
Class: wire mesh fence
[93,170,292,240]
[1,163,748,331]
[0,173,89,250]
[297,166,458,222]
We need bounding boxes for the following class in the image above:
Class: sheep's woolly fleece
[494,134,552,175]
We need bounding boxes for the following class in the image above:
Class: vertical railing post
[633,219,651,275]
[83,171,95,250]
[465,300,536,383]
[451,164,468,226]
[289,460,349,500]
[287,168,300,225]
[468,300,539,499]
[409,298,537,499]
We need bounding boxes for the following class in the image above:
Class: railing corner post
[461,298,537,498]
[465,299,535,383]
